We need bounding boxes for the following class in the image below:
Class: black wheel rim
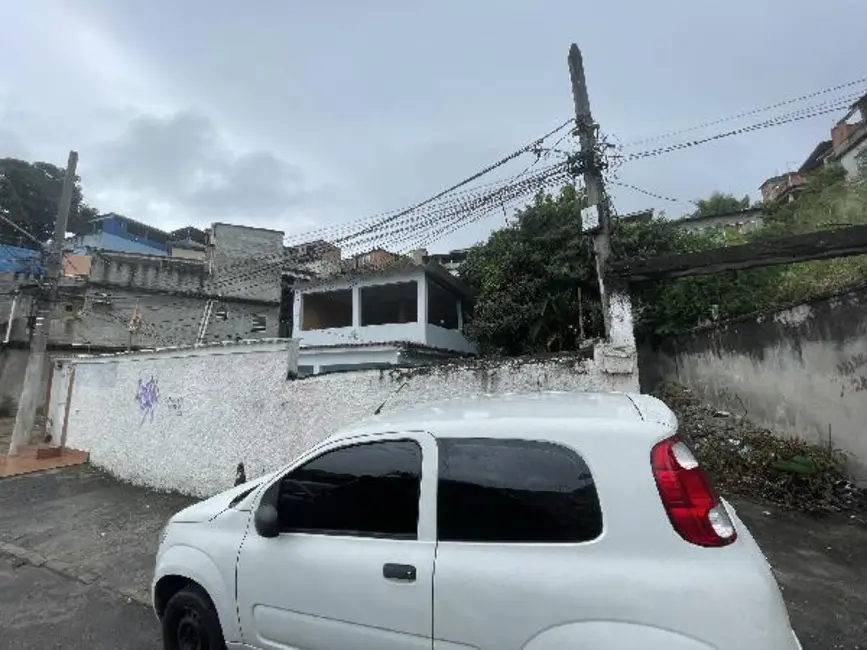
[176,608,206,650]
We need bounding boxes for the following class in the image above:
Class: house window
[251,314,267,332]
[302,289,353,330]
[427,279,459,329]
[360,281,418,326]
[214,304,228,321]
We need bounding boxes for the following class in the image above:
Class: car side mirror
[254,504,280,538]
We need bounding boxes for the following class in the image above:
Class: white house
[291,262,477,376]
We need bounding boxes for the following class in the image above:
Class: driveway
[1,465,865,649]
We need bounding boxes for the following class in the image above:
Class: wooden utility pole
[568,44,616,339]
[9,151,78,455]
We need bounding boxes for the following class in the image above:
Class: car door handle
[383,563,416,582]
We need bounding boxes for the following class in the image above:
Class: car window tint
[437,438,602,543]
[278,439,421,539]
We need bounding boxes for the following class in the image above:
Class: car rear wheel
[162,585,226,650]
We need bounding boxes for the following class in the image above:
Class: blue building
[67,213,171,256]
[0,244,43,274]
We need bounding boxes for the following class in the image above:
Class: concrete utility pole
[568,44,616,339]
[9,151,78,455]
[568,43,638,354]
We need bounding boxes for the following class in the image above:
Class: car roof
[331,391,677,442]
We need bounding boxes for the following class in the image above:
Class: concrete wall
[0,347,50,416]
[839,137,867,179]
[63,341,636,497]
[294,269,475,355]
[640,285,867,482]
[70,232,168,256]
[209,223,284,303]
[70,289,280,349]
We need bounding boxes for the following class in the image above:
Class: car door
[431,435,606,650]
[236,431,437,650]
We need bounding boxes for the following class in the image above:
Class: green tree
[460,185,598,355]
[690,191,750,218]
[0,157,99,245]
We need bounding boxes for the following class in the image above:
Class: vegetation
[0,157,98,245]
[656,383,858,513]
[460,163,867,353]
[689,190,750,218]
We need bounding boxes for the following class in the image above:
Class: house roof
[799,140,833,174]
[295,260,472,297]
[89,213,170,238]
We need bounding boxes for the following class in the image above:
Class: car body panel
[153,391,801,650]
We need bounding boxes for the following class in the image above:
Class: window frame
[262,431,438,542]
[434,436,604,545]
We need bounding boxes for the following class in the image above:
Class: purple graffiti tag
[136,376,159,426]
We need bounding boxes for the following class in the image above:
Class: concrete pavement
[0,555,160,650]
[1,464,866,648]
[0,464,193,605]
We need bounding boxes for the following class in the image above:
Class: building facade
[291,262,476,375]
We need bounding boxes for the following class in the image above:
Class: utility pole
[568,44,635,350]
[9,151,78,455]
[568,44,615,338]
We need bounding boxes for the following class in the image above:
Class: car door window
[278,439,422,539]
[437,438,602,543]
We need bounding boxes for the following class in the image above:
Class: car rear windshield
[437,437,603,543]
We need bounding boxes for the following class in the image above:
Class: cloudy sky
[1,0,865,253]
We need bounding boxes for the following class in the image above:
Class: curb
[0,542,151,607]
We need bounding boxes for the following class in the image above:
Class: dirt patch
[655,383,866,516]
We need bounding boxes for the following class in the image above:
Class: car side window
[278,439,422,539]
[437,438,603,543]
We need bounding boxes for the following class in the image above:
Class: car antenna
[373,381,408,415]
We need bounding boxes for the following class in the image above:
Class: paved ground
[1,465,865,649]
[0,555,160,650]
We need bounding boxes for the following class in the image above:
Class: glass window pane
[437,438,602,543]
[279,440,422,539]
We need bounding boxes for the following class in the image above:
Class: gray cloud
[91,110,324,227]
[3,0,867,250]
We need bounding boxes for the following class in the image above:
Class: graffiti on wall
[166,396,183,416]
[136,375,159,426]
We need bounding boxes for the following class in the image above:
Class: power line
[622,77,867,148]
[330,119,574,245]
[622,97,858,163]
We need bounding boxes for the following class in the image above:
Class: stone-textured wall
[64,341,636,497]
[640,285,867,482]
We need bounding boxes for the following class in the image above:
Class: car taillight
[650,435,737,547]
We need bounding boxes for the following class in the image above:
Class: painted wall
[640,285,867,482]
[298,345,401,375]
[63,340,635,497]
[69,232,168,256]
[839,137,867,179]
[0,246,42,273]
[294,269,476,355]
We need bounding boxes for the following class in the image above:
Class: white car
[153,391,802,650]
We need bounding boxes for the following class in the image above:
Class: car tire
[162,585,227,650]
